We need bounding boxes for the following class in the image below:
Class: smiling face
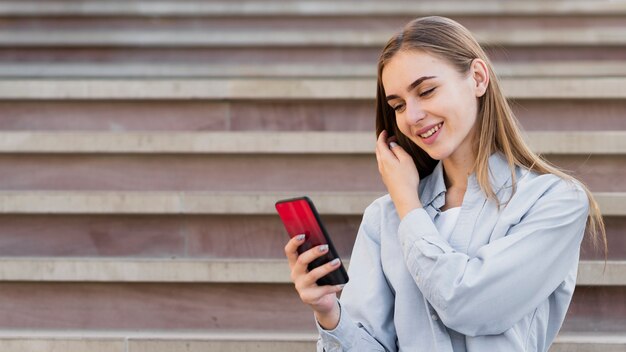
[382,49,487,161]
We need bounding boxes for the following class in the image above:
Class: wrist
[397,200,422,220]
[315,300,341,330]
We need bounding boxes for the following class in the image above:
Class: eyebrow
[385,76,436,101]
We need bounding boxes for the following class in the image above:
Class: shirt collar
[418,151,513,208]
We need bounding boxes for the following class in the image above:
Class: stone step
[1,100,624,132]
[0,131,623,155]
[0,212,619,260]
[0,330,622,352]
[1,28,625,48]
[2,61,626,78]
[0,132,622,192]
[0,281,619,331]
[1,78,626,100]
[3,46,625,64]
[0,329,620,352]
[0,191,623,216]
[0,257,621,286]
[2,1,625,17]
[0,154,623,193]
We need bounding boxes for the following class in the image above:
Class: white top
[434,207,462,242]
[433,206,465,350]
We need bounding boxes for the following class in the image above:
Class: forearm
[396,198,422,220]
[315,300,341,330]
[316,299,390,352]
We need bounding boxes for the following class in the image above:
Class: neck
[442,149,476,190]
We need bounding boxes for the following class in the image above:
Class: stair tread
[2,1,625,17]
[0,257,621,285]
[0,131,623,155]
[1,28,625,47]
[0,191,622,216]
[0,328,622,342]
[1,77,626,99]
[1,61,626,78]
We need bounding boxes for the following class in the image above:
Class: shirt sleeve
[397,177,589,337]
[316,201,396,352]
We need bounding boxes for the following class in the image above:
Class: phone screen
[275,197,326,253]
[276,196,349,286]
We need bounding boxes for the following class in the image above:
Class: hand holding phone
[276,196,349,286]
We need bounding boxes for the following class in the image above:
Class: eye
[392,104,405,112]
[419,87,436,97]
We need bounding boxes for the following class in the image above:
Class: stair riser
[0,155,623,191]
[3,16,626,31]
[0,283,620,331]
[0,283,312,330]
[2,47,626,63]
[0,214,358,258]
[0,215,620,259]
[1,100,625,131]
[563,286,626,333]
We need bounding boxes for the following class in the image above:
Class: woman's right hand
[284,234,344,329]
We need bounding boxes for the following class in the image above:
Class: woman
[284,16,606,351]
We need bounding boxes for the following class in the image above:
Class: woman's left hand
[375,130,423,219]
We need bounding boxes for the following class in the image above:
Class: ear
[470,58,489,97]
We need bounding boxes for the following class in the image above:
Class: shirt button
[431,314,438,321]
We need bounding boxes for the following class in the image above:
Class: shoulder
[508,169,589,216]
[518,170,586,199]
[362,194,394,226]
[358,194,397,244]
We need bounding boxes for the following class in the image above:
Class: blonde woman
[284,16,606,351]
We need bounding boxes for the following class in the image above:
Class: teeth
[419,123,442,138]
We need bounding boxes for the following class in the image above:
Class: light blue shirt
[316,152,589,351]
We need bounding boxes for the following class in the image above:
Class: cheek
[448,89,478,128]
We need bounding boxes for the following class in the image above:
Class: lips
[415,122,443,146]
[416,122,443,138]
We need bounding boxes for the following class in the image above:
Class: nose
[404,101,426,125]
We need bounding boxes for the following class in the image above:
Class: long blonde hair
[375,16,607,257]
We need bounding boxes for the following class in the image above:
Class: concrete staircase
[0,1,624,350]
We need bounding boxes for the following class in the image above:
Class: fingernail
[336,284,345,290]
[389,142,398,148]
[330,258,340,266]
[318,244,329,252]
[295,234,306,241]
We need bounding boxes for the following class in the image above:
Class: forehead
[381,50,451,92]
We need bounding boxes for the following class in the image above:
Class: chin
[421,147,453,161]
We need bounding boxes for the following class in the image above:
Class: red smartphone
[275,196,349,286]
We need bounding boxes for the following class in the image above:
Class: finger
[378,143,398,162]
[298,284,345,304]
[377,129,388,141]
[388,140,410,161]
[303,257,343,287]
[377,136,399,162]
[284,233,307,269]
[376,130,388,151]
[293,244,330,276]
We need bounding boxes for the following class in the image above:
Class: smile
[419,123,443,139]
